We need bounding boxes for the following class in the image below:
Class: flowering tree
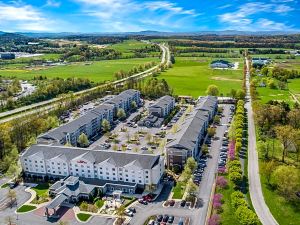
[208,214,221,225]
[213,193,223,210]
[216,176,228,189]
[228,140,236,161]
[218,166,227,174]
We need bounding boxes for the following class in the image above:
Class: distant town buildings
[252,58,271,67]
[1,53,15,60]
[210,60,234,69]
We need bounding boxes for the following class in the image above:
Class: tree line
[1,77,93,112]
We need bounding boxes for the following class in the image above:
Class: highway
[245,57,279,225]
[0,43,170,124]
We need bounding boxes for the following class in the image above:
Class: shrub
[235,206,260,225]
[229,171,243,185]
[208,214,221,225]
[228,141,235,161]
[216,176,228,189]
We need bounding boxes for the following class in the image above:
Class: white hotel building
[20,144,165,194]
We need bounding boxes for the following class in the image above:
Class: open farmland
[0,57,159,83]
[157,57,244,97]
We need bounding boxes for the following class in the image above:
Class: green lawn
[77,213,92,222]
[172,182,184,199]
[259,172,300,225]
[110,40,150,53]
[157,57,244,97]
[0,57,159,82]
[94,199,104,209]
[256,87,292,103]
[17,205,37,213]
[32,183,49,197]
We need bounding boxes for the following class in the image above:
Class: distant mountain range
[0,30,299,38]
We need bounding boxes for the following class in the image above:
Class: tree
[117,108,126,120]
[213,115,220,124]
[206,85,219,96]
[116,205,126,220]
[235,206,259,225]
[101,119,111,133]
[145,133,153,143]
[229,171,243,186]
[275,125,297,162]
[271,165,300,199]
[287,108,300,129]
[7,189,16,207]
[207,127,216,137]
[236,89,246,100]
[77,133,89,147]
[186,157,197,172]
[261,160,276,183]
[202,144,209,156]
[230,89,237,98]
[131,100,137,110]
[186,180,198,197]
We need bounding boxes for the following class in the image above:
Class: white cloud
[256,18,291,30]
[45,0,61,8]
[218,2,295,31]
[73,0,199,31]
[0,2,67,32]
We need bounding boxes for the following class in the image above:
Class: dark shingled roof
[23,144,161,169]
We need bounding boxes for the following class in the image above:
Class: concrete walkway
[245,58,279,225]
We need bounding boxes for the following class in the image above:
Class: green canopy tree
[77,133,89,147]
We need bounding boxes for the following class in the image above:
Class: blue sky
[0,0,299,32]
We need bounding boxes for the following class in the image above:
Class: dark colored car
[157,215,163,222]
[169,200,175,206]
[128,207,136,213]
[180,200,186,207]
[168,216,174,223]
[162,215,169,222]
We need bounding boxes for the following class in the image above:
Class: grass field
[32,183,49,197]
[77,213,92,222]
[158,57,244,97]
[0,57,159,82]
[172,182,184,199]
[17,205,37,213]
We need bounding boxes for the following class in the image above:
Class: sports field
[158,57,244,97]
[0,57,159,82]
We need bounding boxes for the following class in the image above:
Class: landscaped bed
[17,205,37,213]
[77,213,92,222]
[172,182,185,199]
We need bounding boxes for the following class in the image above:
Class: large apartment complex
[166,96,218,169]
[148,95,175,118]
[38,89,140,146]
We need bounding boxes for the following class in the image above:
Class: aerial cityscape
[0,1,299,225]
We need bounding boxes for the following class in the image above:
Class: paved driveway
[128,105,233,225]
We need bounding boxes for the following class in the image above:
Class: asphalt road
[245,58,279,225]
[0,43,170,124]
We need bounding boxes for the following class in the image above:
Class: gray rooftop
[149,95,174,109]
[166,110,209,151]
[22,144,161,170]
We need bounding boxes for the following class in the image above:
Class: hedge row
[231,191,259,225]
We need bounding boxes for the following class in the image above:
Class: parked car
[168,216,174,223]
[125,209,133,217]
[162,215,169,222]
[148,220,155,225]
[169,200,175,206]
[157,215,163,222]
[138,199,148,205]
[180,200,186,207]
[128,207,136,213]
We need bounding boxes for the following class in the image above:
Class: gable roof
[22,144,161,170]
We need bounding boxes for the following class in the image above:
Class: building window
[112,168,115,171]
[24,159,27,161]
